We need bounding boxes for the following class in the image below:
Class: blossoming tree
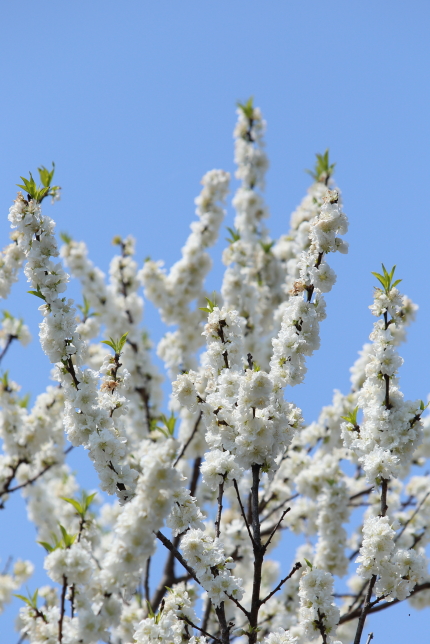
[1,100,429,644]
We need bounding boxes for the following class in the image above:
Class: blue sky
[1,1,430,641]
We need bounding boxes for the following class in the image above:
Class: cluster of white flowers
[2,102,430,644]
[0,310,31,351]
[174,304,302,474]
[0,559,34,614]
[270,190,348,388]
[0,233,25,299]
[61,235,163,443]
[298,567,340,641]
[134,585,199,644]
[221,105,284,367]
[8,193,137,502]
[356,515,426,601]
[342,284,423,484]
[140,169,230,376]
[180,528,243,607]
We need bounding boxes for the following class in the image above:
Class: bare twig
[395,491,430,543]
[144,557,151,602]
[263,507,291,553]
[365,634,374,644]
[201,597,212,633]
[173,411,202,466]
[1,446,74,504]
[58,575,68,644]
[349,487,374,501]
[180,615,222,643]
[0,334,16,365]
[233,478,255,547]
[215,479,225,538]
[155,531,200,586]
[259,561,302,606]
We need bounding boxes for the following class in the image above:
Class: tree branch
[233,478,255,548]
[259,561,302,606]
[173,411,202,466]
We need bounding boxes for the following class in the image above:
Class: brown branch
[1,446,73,503]
[155,531,200,586]
[144,557,151,603]
[249,464,263,644]
[260,493,299,524]
[174,411,202,466]
[352,478,389,644]
[0,334,16,365]
[262,507,291,553]
[180,615,222,643]
[395,491,430,543]
[215,604,230,644]
[58,575,67,644]
[349,487,374,501]
[340,582,430,624]
[215,479,225,538]
[315,607,328,644]
[202,597,213,633]
[259,561,302,606]
[233,479,255,547]
[187,456,201,498]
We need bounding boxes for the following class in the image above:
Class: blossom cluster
[1,100,429,644]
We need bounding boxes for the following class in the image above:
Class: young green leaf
[237,96,254,120]
[225,227,241,244]
[27,285,46,302]
[60,232,72,244]
[305,149,336,183]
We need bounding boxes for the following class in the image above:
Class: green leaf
[60,232,72,244]
[59,524,77,548]
[118,332,129,353]
[225,227,241,244]
[304,558,313,570]
[38,541,55,553]
[260,240,275,254]
[101,332,128,355]
[305,149,336,183]
[14,594,33,607]
[27,287,46,302]
[18,393,31,409]
[199,295,218,314]
[146,600,155,618]
[237,96,254,120]
[372,264,401,295]
[38,163,55,188]
[61,496,84,516]
[341,406,359,429]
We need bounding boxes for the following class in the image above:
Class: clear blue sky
[1,1,430,641]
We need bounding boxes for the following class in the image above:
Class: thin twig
[173,411,202,466]
[263,507,291,553]
[215,479,225,538]
[233,478,255,547]
[155,531,200,585]
[259,561,302,606]
[340,582,430,624]
[201,597,212,633]
[0,334,16,365]
[180,615,222,643]
[365,634,374,644]
[144,557,151,602]
[395,491,430,543]
[260,493,298,524]
[58,575,67,644]
[349,487,374,501]
[5,446,74,496]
